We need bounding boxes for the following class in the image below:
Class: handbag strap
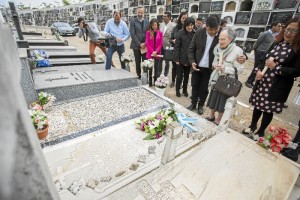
[233,67,238,80]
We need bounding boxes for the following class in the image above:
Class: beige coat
[160,21,175,49]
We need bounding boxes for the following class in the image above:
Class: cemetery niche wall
[12,0,300,52]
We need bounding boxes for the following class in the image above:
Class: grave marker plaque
[247,27,265,39]
[268,11,294,25]
[180,3,189,12]
[211,14,222,20]
[223,16,233,24]
[235,40,245,49]
[198,14,209,22]
[145,6,149,13]
[250,12,270,25]
[210,1,224,12]
[255,0,272,10]
[234,12,251,24]
[199,2,211,13]
[245,41,255,53]
[166,5,172,12]
[274,0,297,9]
[235,28,246,38]
[172,5,180,13]
[150,5,157,14]
[172,0,180,5]
[181,0,189,3]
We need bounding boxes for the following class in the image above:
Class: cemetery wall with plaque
[13,0,300,51]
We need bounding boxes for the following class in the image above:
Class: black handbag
[164,46,175,61]
[214,67,242,97]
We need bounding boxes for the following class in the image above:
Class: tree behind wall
[62,0,71,6]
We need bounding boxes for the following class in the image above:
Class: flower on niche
[256,125,293,153]
[135,104,177,140]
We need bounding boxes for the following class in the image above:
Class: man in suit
[188,16,246,115]
[159,11,175,77]
[245,21,282,88]
[130,6,149,79]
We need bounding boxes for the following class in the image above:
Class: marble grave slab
[43,99,217,199]
[107,130,300,200]
[32,64,139,102]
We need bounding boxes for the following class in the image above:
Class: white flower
[263,140,270,147]
[153,119,160,127]
[98,54,106,62]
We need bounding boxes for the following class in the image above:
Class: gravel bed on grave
[44,87,169,145]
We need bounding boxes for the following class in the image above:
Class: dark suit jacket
[129,18,149,50]
[188,28,219,72]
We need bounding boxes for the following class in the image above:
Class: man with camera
[78,17,110,65]
[104,10,130,70]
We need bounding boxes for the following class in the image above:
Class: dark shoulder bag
[214,67,242,97]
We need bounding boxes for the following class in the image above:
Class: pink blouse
[145,30,163,59]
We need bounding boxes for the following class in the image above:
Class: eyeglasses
[284,28,299,34]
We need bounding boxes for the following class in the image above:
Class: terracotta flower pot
[36,125,49,140]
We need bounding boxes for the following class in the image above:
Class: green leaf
[143,135,154,140]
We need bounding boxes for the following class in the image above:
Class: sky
[0,0,82,8]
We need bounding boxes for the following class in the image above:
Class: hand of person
[116,38,123,43]
[152,51,157,57]
[216,64,223,72]
[176,62,179,65]
[236,55,246,64]
[256,70,263,80]
[140,43,146,49]
[79,22,83,29]
[192,62,199,71]
[265,57,277,69]
[172,39,176,44]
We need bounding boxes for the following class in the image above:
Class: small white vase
[156,87,166,96]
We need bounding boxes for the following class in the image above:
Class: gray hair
[137,5,144,10]
[221,27,237,41]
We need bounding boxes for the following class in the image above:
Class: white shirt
[199,32,215,68]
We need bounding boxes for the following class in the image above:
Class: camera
[98,36,116,48]
[82,21,88,28]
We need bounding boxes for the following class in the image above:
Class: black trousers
[191,68,210,106]
[133,49,146,77]
[176,64,190,92]
[292,120,300,143]
[246,50,266,84]
[171,61,177,82]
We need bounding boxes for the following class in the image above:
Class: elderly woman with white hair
[206,27,244,125]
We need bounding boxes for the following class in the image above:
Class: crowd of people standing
[78,8,300,160]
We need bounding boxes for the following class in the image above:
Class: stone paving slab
[107,130,300,200]
[28,46,77,52]
[43,94,217,200]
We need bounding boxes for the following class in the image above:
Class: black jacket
[169,25,182,47]
[174,29,195,66]
[188,28,219,72]
[268,50,300,102]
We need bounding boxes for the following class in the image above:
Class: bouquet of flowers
[121,53,134,63]
[98,54,106,63]
[155,75,169,88]
[38,92,56,107]
[29,109,48,130]
[136,105,178,140]
[255,125,292,153]
[141,59,154,72]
